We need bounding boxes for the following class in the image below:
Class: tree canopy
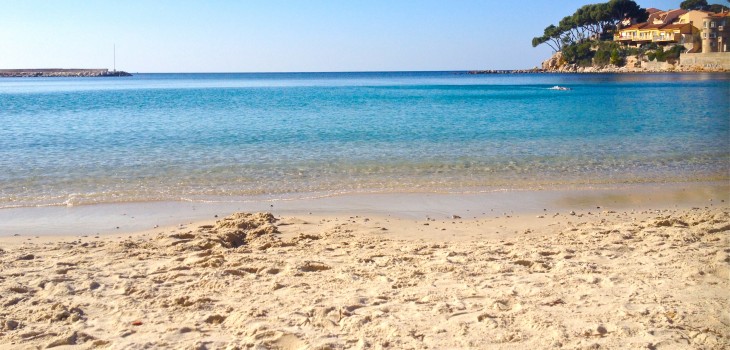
[680,0,708,10]
[532,0,648,52]
[681,0,730,12]
[708,1,730,13]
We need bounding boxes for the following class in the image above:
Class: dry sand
[0,206,728,349]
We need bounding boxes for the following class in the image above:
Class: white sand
[0,205,728,349]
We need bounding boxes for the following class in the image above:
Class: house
[614,9,692,47]
[701,12,729,52]
[674,10,713,51]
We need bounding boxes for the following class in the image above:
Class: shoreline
[2,181,726,237]
[468,68,730,74]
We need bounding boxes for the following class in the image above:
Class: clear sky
[0,0,724,72]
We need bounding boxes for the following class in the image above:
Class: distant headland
[0,69,131,77]
[530,1,730,73]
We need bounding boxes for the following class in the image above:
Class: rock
[542,52,564,71]
[0,69,131,77]
[625,55,640,68]
[4,320,19,330]
[204,314,226,325]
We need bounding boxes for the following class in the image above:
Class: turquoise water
[1,72,728,208]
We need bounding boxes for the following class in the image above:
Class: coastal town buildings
[614,8,729,53]
[615,9,693,47]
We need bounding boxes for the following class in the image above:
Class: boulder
[542,52,564,71]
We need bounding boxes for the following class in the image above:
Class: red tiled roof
[661,23,689,30]
[643,23,666,29]
[667,9,688,16]
[654,9,688,23]
[624,22,649,30]
[647,11,663,22]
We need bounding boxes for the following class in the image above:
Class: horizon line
[1,68,534,74]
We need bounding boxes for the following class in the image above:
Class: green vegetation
[531,0,647,52]
[553,38,686,68]
[646,45,686,63]
[562,41,634,67]
[680,0,709,10]
[680,0,729,12]
[562,40,686,67]
[610,49,623,66]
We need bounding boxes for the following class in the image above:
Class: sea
[1,71,728,209]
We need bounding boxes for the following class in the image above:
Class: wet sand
[1,182,726,237]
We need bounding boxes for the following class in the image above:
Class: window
[711,21,716,28]
[703,32,708,38]
[710,33,717,39]
[704,20,708,28]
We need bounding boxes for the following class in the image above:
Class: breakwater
[467,69,543,74]
[0,69,131,77]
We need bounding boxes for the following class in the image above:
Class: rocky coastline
[0,69,132,77]
[467,67,728,74]
[468,51,730,74]
[537,51,729,73]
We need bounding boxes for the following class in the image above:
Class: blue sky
[0,0,724,72]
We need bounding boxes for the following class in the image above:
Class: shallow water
[1,72,728,208]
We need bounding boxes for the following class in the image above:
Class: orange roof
[661,23,689,30]
[647,11,663,22]
[645,23,667,29]
[626,8,695,31]
[658,9,688,22]
[621,23,646,30]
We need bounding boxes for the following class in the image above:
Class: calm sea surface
[1,72,728,208]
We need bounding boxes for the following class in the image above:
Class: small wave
[63,194,81,207]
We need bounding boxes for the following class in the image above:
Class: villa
[614,8,729,53]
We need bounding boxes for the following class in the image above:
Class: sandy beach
[1,188,728,349]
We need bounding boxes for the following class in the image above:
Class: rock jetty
[467,69,543,74]
[0,69,132,77]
